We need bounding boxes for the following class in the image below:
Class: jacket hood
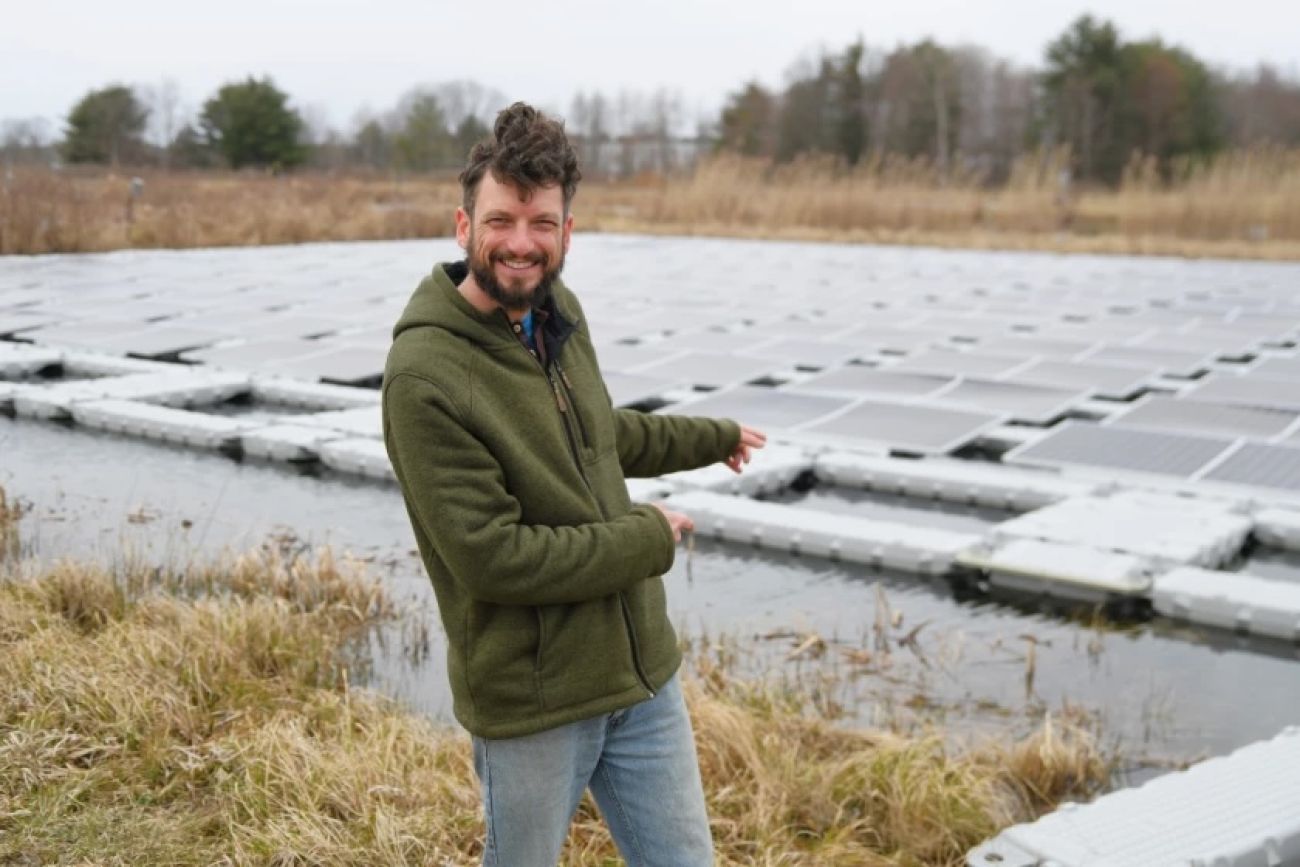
[393,260,576,352]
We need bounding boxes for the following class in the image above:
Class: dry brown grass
[0,485,25,563]
[0,507,1109,866]
[5,148,1300,259]
[0,168,459,254]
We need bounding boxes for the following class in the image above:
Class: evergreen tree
[63,85,149,166]
[200,77,306,169]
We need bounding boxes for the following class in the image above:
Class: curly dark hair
[459,102,582,216]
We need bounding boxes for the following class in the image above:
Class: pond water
[5,412,1298,781]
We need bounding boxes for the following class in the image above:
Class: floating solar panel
[59,323,232,358]
[603,372,678,408]
[1133,329,1258,357]
[741,337,863,368]
[1008,359,1152,398]
[803,398,1001,453]
[25,319,148,347]
[659,329,761,354]
[888,347,1030,379]
[266,345,386,386]
[670,385,851,431]
[1251,357,1300,380]
[1187,375,1300,412]
[1108,395,1297,440]
[929,378,1084,424]
[790,366,952,398]
[975,336,1099,359]
[234,313,355,340]
[590,341,668,373]
[633,351,778,389]
[183,338,323,369]
[1199,442,1300,494]
[1080,344,1213,376]
[1006,420,1234,479]
[831,325,941,355]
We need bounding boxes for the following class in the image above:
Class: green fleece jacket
[382,261,739,738]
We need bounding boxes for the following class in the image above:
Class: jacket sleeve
[384,372,677,607]
[613,407,740,479]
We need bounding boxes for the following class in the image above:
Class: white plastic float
[967,726,1300,867]
[988,490,1253,569]
[666,489,981,576]
[318,438,395,480]
[62,350,178,377]
[0,342,62,378]
[250,375,380,411]
[1154,566,1300,642]
[12,370,250,420]
[813,450,1099,511]
[956,539,1152,602]
[239,424,345,463]
[660,444,814,497]
[626,477,675,503]
[295,405,382,438]
[70,399,248,450]
[1254,507,1300,552]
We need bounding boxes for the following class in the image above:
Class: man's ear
[455,207,471,249]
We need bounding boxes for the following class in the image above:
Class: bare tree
[143,77,182,166]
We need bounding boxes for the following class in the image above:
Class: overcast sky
[4,0,1299,140]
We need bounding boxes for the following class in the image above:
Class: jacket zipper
[510,323,655,699]
[553,359,592,453]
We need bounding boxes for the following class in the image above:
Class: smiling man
[382,102,765,866]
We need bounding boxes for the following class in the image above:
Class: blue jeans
[471,672,713,866]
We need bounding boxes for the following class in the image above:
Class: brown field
[4,147,1300,260]
[0,485,1109,866]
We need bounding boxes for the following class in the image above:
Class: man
[382,102,766,866]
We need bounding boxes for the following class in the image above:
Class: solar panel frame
[1005,420,1235,479]
[787,366,954,398]
[929,377,1087,424]
[631,351,780,389]
[1197,442,1300,493]
[802,397,1004,454]
[667,385,853,431]
[1002,358,1153,398]
[1078,344,1216,376]
[1104,394,1299,440]
[886,347,1032,378]
[1185,375,1300,413]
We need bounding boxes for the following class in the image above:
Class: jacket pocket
[535,596,641,711]
[465,602,545,719]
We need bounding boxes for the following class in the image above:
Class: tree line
[718,16,1300,185]
[4,16,1300,186]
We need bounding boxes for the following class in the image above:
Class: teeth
[500,259,536,269]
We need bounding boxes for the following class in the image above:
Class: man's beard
[467,231,565,313]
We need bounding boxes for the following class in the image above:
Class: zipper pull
[555,360,574,390]
[550,376,568,412]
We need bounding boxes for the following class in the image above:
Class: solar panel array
[2,236,1299,488]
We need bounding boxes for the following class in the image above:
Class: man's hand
[725,424,768,474]
[653,503,695,543]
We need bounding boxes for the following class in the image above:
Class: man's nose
[504,224,534,256]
